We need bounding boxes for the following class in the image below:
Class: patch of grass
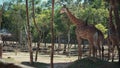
[21,62,49,68]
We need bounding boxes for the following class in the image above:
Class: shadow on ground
[0,62,22,68]
[21,62,49,68]
[21,61,71,68]
[67,57,120,68]
[21,57,120,68]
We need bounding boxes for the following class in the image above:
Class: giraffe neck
[65,8,84,26]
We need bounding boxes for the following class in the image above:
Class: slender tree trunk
[32,0,42,62]
[51,0,55,68]
[35,42,40,62]
[0,3,4,59]
[26,0,33,64]
[0,16,2,59]
[113,0,120,63]
[107,3,113,60]
[112,0,120,39]
[0,37,2,59]
[110,0,120,63]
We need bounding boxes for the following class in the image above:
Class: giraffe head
[60,5,67,14]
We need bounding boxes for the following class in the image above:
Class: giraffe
[107,4,119,62]
[60,5,104,59]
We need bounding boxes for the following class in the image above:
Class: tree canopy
[0,0,119,43]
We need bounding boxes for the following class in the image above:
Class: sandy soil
[1,45,119,68]
[2,52,78,68]
[3,52,78,63]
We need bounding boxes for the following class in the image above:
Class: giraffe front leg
[76,37,82,60]
[112,45,115,62]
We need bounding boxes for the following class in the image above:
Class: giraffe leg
[112,44,115,62]
[89,46,91,57]
[76,37,82,59]
[107,38,111,61]
[94,46,97,57]
[93,46,96,57]
[88,40,94,57]
[108,47,110,61]
[93,40,97,57]
[100,41,104,60]
[94,39,101,58]
[102,45,104,60]
[98,41,101,58]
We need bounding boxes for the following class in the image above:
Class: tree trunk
[112,0,120,63]
[51,0,55,68]
[32,0,42,62]
[26,0,33,64]
[112,0,120,39]
[110,0,120,63]
[0,32,2,58]
[0,11,2,29]
[35,42,40,62]
[0,3,4,59]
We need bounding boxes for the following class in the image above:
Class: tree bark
[51,0,55,68]
[112,0,120,63]
[111,0,120,39]
[110,0,120,63]
[0,3,4,59]
[35,42,40,62]
[26,0,33,64]
[32,0,42,62]
[0,42,2,59]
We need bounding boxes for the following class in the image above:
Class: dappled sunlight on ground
[2,52,78,68]
[3,52,78,64]
[2,51,120,68]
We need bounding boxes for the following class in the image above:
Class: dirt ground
[1,45,119,68]
[2,52,78,68]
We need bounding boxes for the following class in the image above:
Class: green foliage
[1,0,110,43]
[95,23,108,38]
